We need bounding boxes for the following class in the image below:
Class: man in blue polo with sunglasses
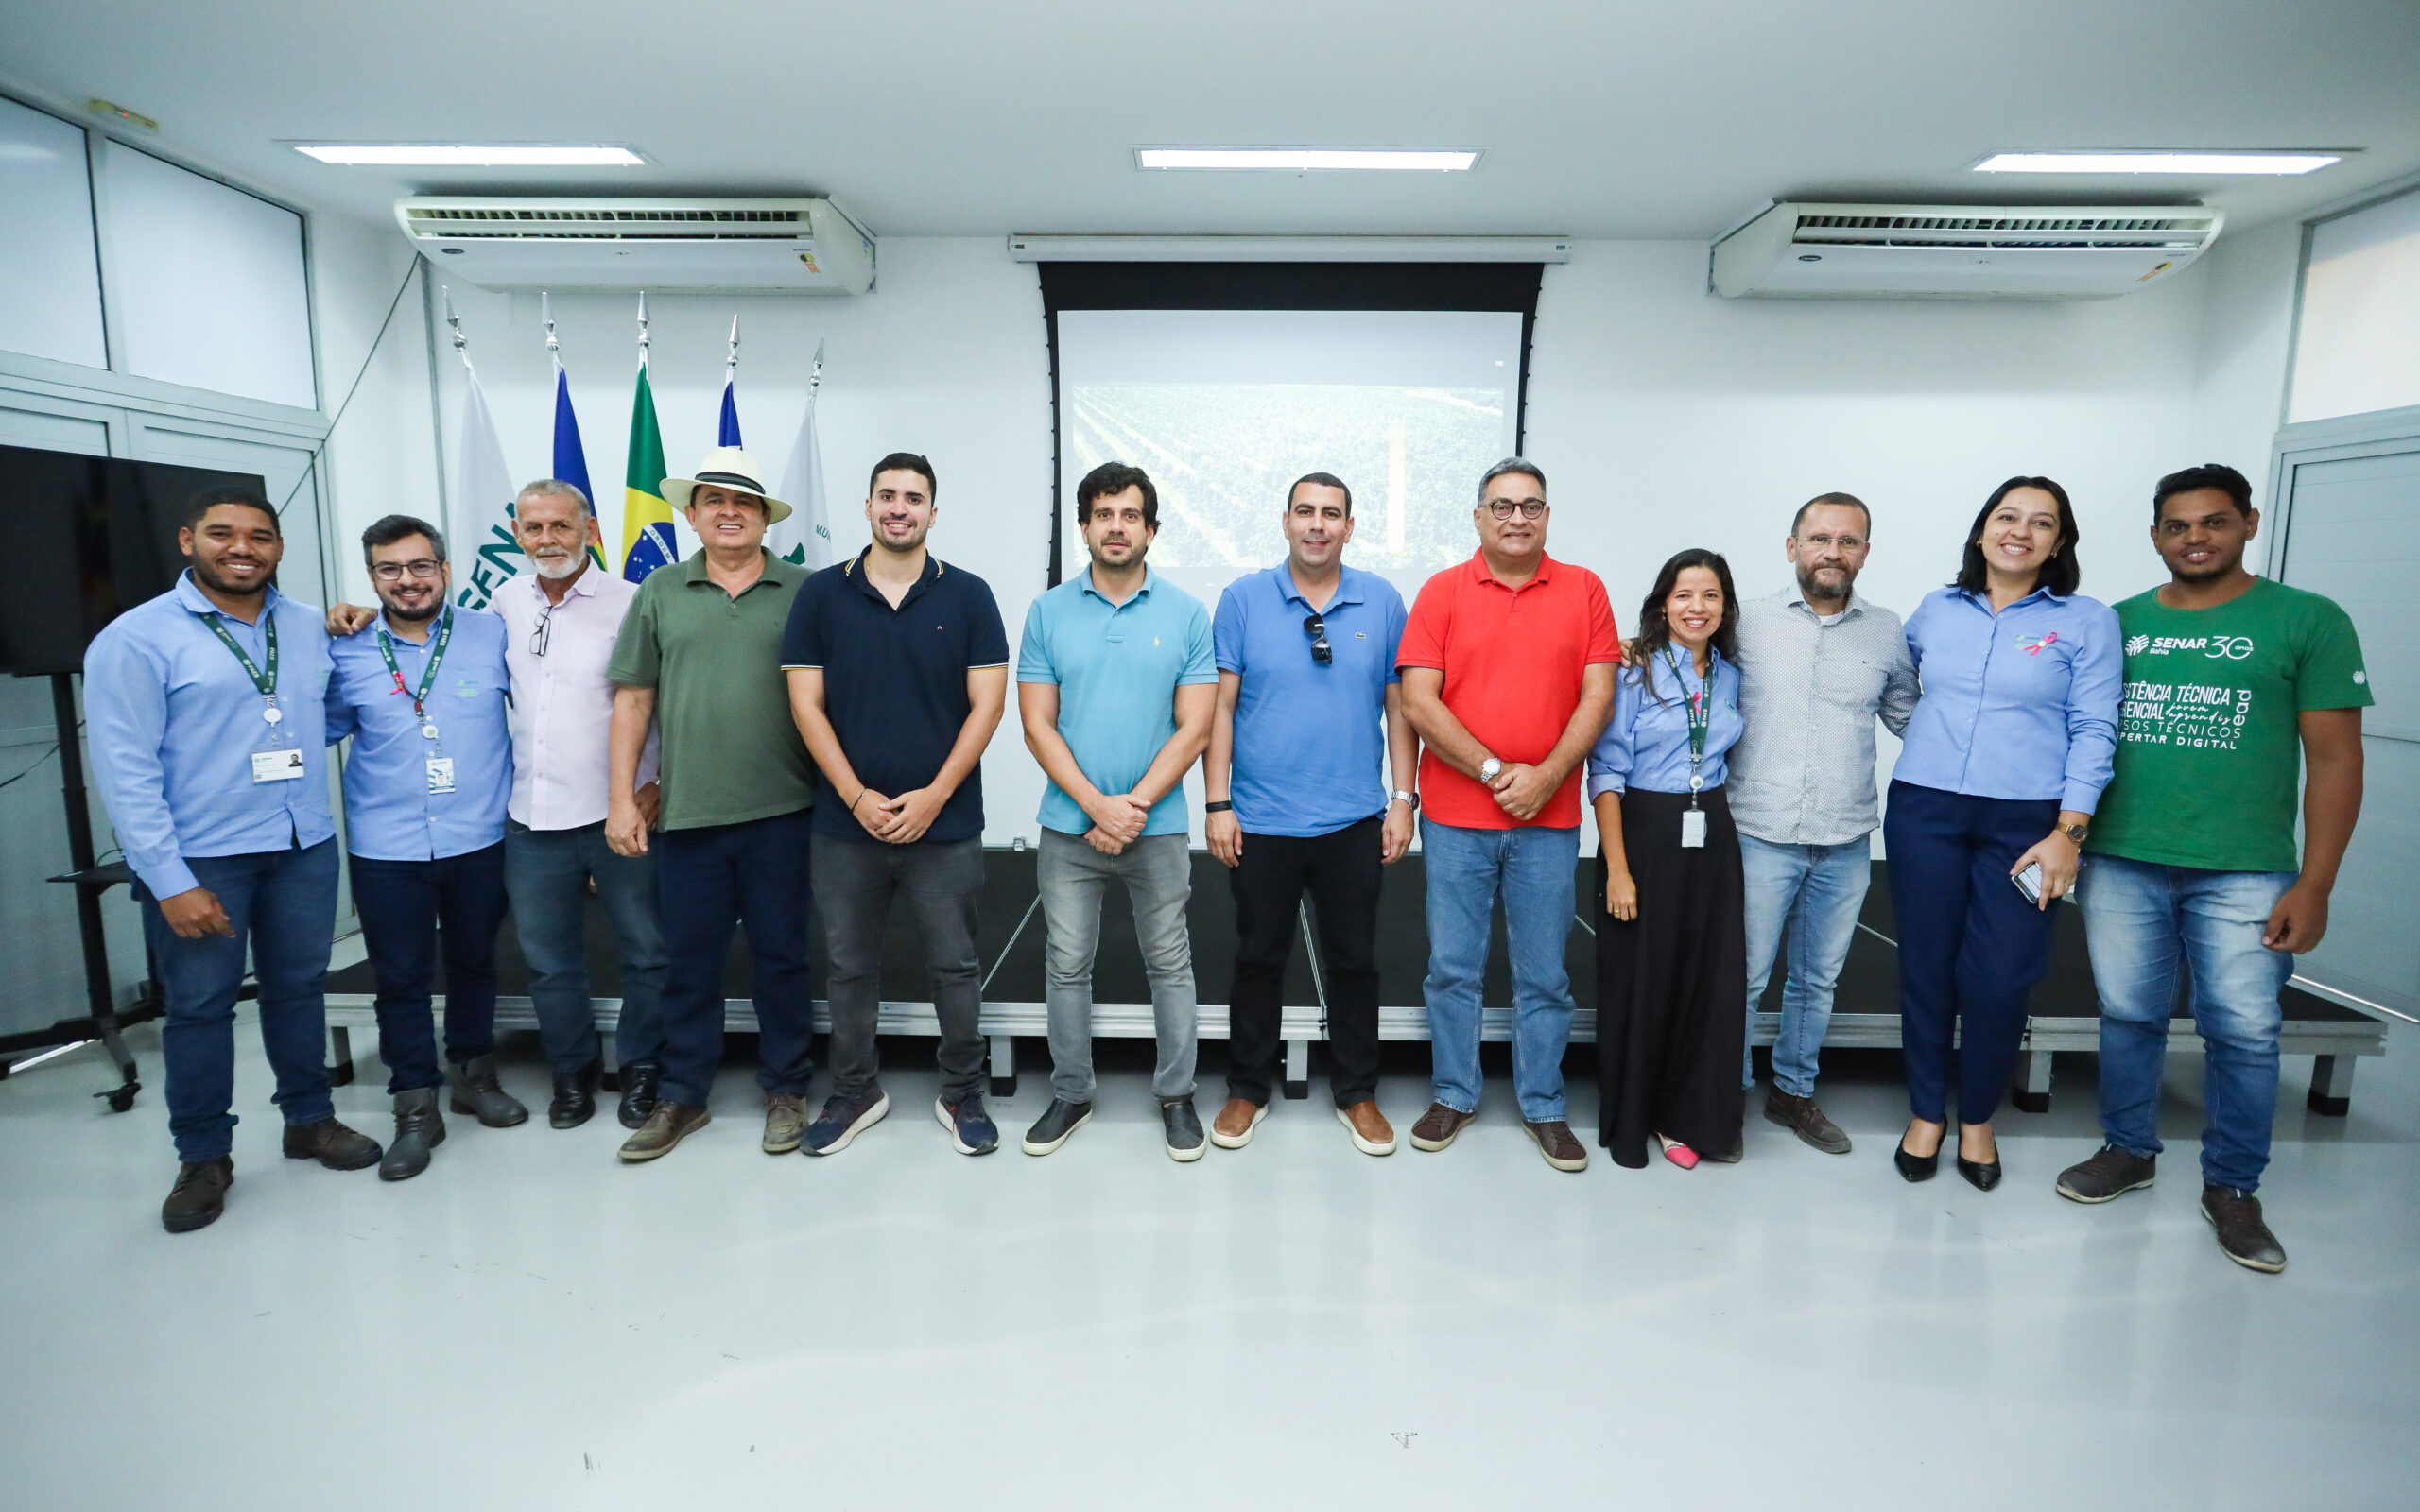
[1203,472,1415,1156]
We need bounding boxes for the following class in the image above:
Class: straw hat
[661,447,791,524]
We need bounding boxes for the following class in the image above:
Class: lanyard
[1661,646,1712,804]
[376,609,454,723]
[203,609,278,697]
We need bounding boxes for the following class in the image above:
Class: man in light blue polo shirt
[85,486,383,1233]
[1014,461,1218,1160]
[326,515,522,1181]
[1203,472,1415,1157]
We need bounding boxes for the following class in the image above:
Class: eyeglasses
[1799,533,1868,553]
[1304,612,1332,666]
[371,558,443,582]
[529,604,554,658]
[1484,498,1547,520]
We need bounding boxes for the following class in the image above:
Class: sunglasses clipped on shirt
[1304,612,1332,666]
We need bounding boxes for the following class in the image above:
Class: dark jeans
[1226,816,1384,1108]
[349,843,508,1095]
[655,809,815,1108]
[1883,780,2061,1125]
[813,833,985,1103]
[135,839,339,1164]
[504,818,669,1074]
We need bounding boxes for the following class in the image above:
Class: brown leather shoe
[1337,1100,1395,1156]
[1525,1119,1589,1172]
[281,1117,383,1171]
[1408,1101,1476,1152]
[162,1157,233,1233]
[1209,1097,1267,1149]
[618,1101,710,1162]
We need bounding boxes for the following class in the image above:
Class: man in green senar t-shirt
[2056,464,2370,1275]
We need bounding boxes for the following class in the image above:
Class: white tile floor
[3,1017,2415,1511]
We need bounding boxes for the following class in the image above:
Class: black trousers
[1226,815,1384,1108]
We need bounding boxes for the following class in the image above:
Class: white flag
[450,362,524,610]
[769,387,832,570]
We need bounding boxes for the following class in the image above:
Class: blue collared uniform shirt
[325,608,513,861]
[1896,585,2121,813]
[83,571,338,900]
[1213,563,1406,837]
[1016,567,1217,837]
[1587,649,1744,799]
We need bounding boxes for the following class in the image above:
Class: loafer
[616,1062,663,1130]
[1162,1098,1206,1162]
[618,1100,710,1162]
[281,1116,383,1171]
[2203,1185,2288,1274]
[802,1089,890,1155]
[1526,1119,1589,1173]
[2057,1144,2156,1204]
[549,1058,602,1130]
[379,1088,447,1181]
[162,1157,233,1233]
[935,1092,999,1156]
[1765,1089,1852,1155]
[1337,1100,1395,1156]
[1408,1101,1477,1152]
[1021,1098,1092,1156]
[1209,1097,1267,1149]
[448,1054,529,1128]
[763,1092,809,1155]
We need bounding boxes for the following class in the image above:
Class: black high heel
[1957,1153,2004,1191]
[1893,1139,1938,1182]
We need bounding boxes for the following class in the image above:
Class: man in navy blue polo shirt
[1203,472,1416,1156]
[784,453,1011,1156]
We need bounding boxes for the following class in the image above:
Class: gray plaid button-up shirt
[1725,586,1921,846]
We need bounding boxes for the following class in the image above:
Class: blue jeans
[1421,818,1581,1123]
[504,819,669,1074]
[1740,833,1872,1097]
[349,844,508,1094]
[2078,854,2293,1192]
[135,839,339,1163]
[654,809,816,1108]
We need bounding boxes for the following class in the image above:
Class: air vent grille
[404,205,811,241]
[1793,211,2216,250]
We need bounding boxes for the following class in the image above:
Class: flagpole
[726,314,740,387]
[808,336,824,408]
[636,291,648,366]
[544,290,561,373]
[443,285,472,370]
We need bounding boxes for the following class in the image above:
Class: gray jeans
[812,833,986,1102]
[1037,828,1197,1103]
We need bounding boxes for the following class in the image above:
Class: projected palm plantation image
[1068,383,1508,587]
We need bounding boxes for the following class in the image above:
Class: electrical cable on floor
[270,257,424,517]
[0,743,60,792]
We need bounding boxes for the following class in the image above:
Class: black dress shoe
[1893,1139,1938,1182]
[550,1058,602,1129]
[1957,1154,2004,1191]
[617,1062,663,1130]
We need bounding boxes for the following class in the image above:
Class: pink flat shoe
[1658,1134,1699,1170]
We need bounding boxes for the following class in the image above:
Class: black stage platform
[324,849,2386,1110]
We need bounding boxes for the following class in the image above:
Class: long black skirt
[1595,786,1748,1167]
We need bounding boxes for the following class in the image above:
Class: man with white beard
[492,480,670,1129]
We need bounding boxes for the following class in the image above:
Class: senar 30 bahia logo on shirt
[2127,633,2256,659]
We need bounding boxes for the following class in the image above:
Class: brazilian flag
[619,359,677,582]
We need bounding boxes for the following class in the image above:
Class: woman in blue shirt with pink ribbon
[1889,477,2121,1190]
[1589,548,1749,1170]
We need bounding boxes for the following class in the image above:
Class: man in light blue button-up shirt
[324,514,523,1178]
[84,486,384,1232]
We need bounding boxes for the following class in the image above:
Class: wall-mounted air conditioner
[1711,201,2223,300]
[392,197,875,293]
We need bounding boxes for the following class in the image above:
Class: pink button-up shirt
[494,566,659,831]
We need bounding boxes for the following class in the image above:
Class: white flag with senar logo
[451,362,523,610]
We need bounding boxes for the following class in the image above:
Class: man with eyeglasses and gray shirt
[1725,491,1919,1154]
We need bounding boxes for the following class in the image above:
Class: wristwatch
[1392,789,1419,811]
[1478,757,1502,784]
[2057,820,2089,844]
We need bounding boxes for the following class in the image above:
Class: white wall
[2289,186,2420,423]
[308,209,441,604]
[391,232,2302,848]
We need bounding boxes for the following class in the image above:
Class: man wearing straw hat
[606,447,820,1161]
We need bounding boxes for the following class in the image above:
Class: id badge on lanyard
[206,610,304,782]
[379,611,458,796]
[1665,646,1711,849]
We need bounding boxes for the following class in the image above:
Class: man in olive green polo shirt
[606,448,819,1161]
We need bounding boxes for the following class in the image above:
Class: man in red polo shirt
[1397,457,1619,1172]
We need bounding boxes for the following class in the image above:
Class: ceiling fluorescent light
[1974,151,2342,176]
[1137,148,1478,172]
[295,145,644,167]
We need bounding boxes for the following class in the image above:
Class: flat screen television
[0,443,271,676]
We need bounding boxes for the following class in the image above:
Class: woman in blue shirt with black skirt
[1590,549,1748,1169]
[1889,477,2120,1189]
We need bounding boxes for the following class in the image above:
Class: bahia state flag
[769,384,832,569]
[619,360,676,583]
[451,362,523,610]
[551,366,606,569]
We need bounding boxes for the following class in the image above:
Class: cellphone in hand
[2012,861,2046,906]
